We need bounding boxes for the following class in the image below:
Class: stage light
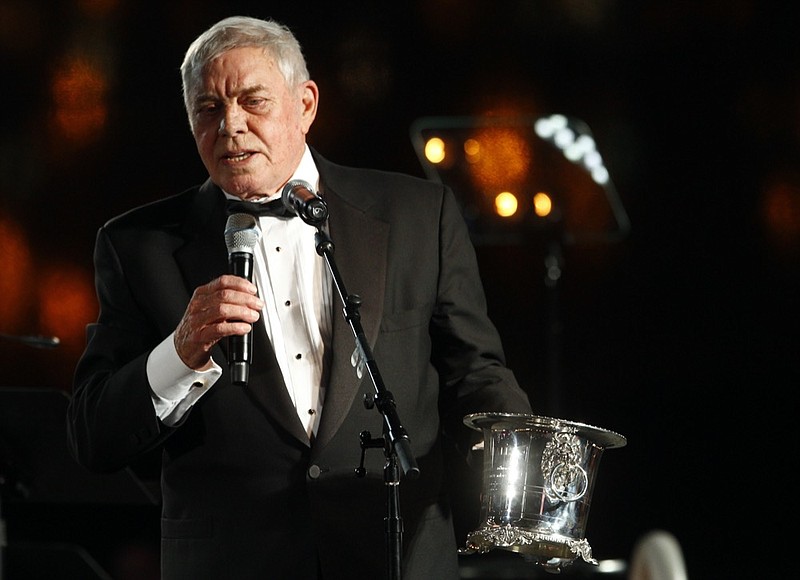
[554,127,575,149]
[565,134,596,162]
[533,192,553,217]
[410,115,630,245]
[51,55,109,145]
[494,192,518,217]
[0,216,34,329]
[464,138,480,162]
[38,263,97,350]
[424,137,446,164]
[534,114,568,138]
[536,114,612,186]
[591,165,610,185]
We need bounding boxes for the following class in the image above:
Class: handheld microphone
[224,213,262,385]
[281,180,328,226]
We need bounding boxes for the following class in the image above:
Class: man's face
[189,46,318,200]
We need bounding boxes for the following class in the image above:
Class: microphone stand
[314,228,419,580]
[0,333,60,349]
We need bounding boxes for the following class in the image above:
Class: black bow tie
[226,198,294,218]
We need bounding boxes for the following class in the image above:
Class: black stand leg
[357,429,404,580]
[544,239,564,417]
[384,454,402,580]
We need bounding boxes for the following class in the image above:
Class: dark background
[2,1,799,578]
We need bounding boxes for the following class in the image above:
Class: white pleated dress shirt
[148,146,332,440]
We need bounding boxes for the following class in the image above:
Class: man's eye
[196,103,219,115]
[244,97,266,108]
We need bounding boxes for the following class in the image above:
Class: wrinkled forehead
[182,46,308,124]
[188,46,286,99]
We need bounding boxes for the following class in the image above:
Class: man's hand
[174,275,263,369]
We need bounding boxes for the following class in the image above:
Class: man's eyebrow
[195,85,269,103]
[239,85,268,96]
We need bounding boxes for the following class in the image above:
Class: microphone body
[281,180,329,226]
[224,213,262,385]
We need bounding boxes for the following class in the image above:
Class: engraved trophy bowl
[460,413,626,572]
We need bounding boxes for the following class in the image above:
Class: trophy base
[460,523,597,572]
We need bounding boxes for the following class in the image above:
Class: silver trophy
[460,413,626,572]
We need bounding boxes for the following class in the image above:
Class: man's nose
[218,106,247,136]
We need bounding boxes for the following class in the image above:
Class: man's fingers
[174,276,263,369]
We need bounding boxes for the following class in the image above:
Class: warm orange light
[762,178,800,253]
[494,191,518,217]
[77,0,120,17]
[37,263,97,348]
[51,55,109,144]
[533,192,553,217]
[424,137,446,164]
[464,138,480,163]
[465,127,531,193]
[0,216,34,329]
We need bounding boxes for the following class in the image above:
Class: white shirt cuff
[147,331,222,425]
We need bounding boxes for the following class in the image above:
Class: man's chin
[215,175,262,199]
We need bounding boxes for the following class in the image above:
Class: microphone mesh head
[281,179,316,210]
[225,213,262,254]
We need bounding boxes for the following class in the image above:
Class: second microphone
[282,180,328,226]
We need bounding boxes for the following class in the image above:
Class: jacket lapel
[312,175,389,454]
[173,179,228,296]
[174,180,310,445]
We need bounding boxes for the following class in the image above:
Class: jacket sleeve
[430,186,532,453]
[66,226,173,473]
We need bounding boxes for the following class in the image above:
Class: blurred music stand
[0,387,158,579]
[410,115,631,416]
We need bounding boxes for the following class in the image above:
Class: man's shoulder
[318,154,436,191]
[313,150,445,211]
[103,184,207,231]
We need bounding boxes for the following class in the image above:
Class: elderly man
[68,15,531,579]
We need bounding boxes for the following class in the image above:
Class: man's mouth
[222,151,254,163]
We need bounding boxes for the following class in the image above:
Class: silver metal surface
[460,413,626,572]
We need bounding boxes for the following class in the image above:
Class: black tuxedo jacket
[68,151,531,579]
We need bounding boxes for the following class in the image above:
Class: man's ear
[300,80,319,134]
